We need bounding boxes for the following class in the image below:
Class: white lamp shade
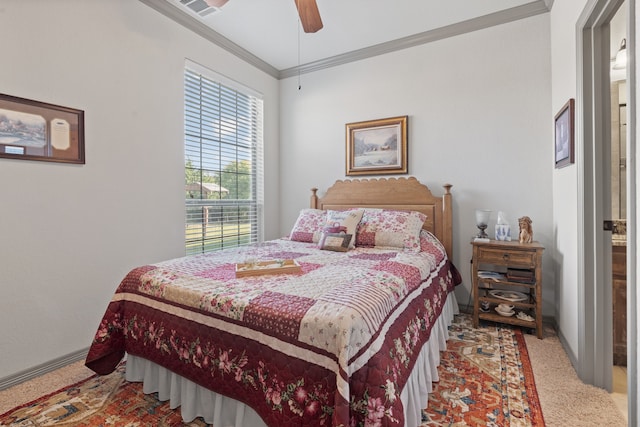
[613,38,627,70]
[613,48,627,70]
[475,209,491,227]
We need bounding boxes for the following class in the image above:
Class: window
[184,61,264,255]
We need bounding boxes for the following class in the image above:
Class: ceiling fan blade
[295,0,323,33]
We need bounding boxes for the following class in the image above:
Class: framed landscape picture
[345,115,408,176]
[0,93,85,164]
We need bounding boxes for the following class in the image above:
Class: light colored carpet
[524,327,627,426]
[0,324,629,425]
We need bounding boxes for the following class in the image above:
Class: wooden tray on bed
[235,259,301,277]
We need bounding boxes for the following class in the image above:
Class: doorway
[577,0,637,425]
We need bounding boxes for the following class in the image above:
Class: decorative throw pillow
[319,233,353,252]
[322,223,348,235]
[355,209,426,253]
[289,209,326,243]
[325,209,364,248]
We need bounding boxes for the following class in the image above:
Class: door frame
[577,0,637,424]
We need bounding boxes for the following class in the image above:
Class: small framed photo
[554,98,574,169]
[0,93,85,164]
[346,115,408,176]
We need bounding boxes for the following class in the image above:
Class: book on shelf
[477,270,506,280]
[506,268,535,283]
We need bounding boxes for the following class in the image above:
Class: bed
[86,177,460,427]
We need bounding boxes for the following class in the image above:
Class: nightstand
[471,240,545,339]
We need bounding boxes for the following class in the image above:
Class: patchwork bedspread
[86,236,460,427]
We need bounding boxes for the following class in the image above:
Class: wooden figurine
[518,216,533,243]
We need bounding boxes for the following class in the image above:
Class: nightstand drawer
[477,247,536,267]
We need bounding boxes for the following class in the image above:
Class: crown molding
[138,0,280,79]
[280,1,550,79]
[139,0,550,81]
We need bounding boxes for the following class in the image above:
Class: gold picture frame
[345,115,408,176]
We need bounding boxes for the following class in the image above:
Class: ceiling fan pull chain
[297,7,302,90]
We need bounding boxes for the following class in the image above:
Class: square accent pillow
[289,209,326,243]
[355,209,426,253]
[325,209,364,248]
[319,233,352,252]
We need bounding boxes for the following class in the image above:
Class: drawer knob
[503,253,510,261]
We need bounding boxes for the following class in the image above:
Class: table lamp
[474,209,492,241]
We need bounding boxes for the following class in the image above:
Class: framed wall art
[345,115,408,176]
[554,98,574,169]
[0,93,85,164]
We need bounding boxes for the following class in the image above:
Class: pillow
[289,209,327,243]
[319,233,353,252]
[325,209,364,248]
[355,209,427,253]
[419,229,446,263]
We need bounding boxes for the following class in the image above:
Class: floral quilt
[86,235,460,427]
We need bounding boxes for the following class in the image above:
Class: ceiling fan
[294,0,323,33]
[204,0,323,33]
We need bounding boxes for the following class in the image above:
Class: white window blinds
[184,63,264,255]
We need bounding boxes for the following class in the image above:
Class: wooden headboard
[310,177,453,258]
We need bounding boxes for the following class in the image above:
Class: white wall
[549,0,589,363]
[279,15,553,315]
[0,0,279,379]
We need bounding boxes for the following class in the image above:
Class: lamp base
[474,237,490,242]
[475,224,489,240]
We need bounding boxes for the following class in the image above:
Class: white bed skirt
[126,292,459,427]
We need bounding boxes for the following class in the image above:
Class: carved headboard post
[310,188,319,209]
[442,184,453,259]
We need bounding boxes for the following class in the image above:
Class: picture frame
[554,98,574,169]
[0,93,85,164]
[345,115,408,176]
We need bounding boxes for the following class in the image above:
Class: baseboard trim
[556,327,579,370]
[0,348,88,391]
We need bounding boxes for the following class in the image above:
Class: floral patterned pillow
[419,229,446,263]
[355,209,427,253]
[325,209,364,248]
[289,209,327,243]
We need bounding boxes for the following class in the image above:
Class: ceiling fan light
[205,0,228,8]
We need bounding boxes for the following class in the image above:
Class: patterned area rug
[422,314,544,426]
[0,363,206,427]
[0,314,543,427]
